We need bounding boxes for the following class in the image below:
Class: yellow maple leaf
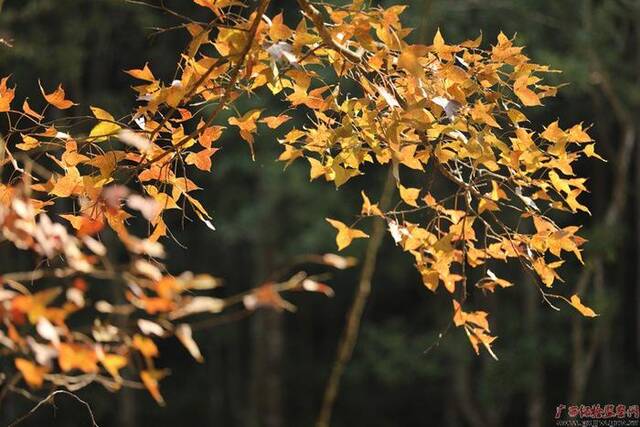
[569,294,598,317]
[124,63,156,81]
[514,75,541,106]
[399,185,420,207]
[326,218,369,250]
[584,144,606,161]
[361,191,383,216]
[89,106,121,142]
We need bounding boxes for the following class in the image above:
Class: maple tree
[0,0,601,413]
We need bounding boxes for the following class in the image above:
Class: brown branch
[316,170,394,427]
[0,373,21,408]
[139,0,271,171]
[295,0,363,63]
[8,390,99,427]
[146,55,225,143]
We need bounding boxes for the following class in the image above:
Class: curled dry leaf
[178,272,222,290]
[118,129,152,153]
[175,324,203,363]
[36,317,60,345]
[0,76,16,112]
[39,81,76,109]
[321,253,358,270]
[133,259,163,282]
[301,279,334,297]
[569,294,598,317]
[138,319,165,336]
[243,284,296,312]
[169,296,225,320]
[126,194,161,222]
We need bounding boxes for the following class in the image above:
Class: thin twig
[296,0,364,63]
[316,170,395,427]
[135,0,271,173]
[8,390,99,427]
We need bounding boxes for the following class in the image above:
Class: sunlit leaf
[326,218,369,250]
[39,81,76,109]
[569,294,598,317]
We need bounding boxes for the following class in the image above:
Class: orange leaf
[133,334,159,359]
[140,369,167,406]
[15,358,47,388]
[101,353,128,383]
[60,214,104,237]
[242,283,296,312]
[0,76,15,112]
[58,343,99,373]
[39,81,76,110]
[124,63,155,82]
[16,134,40,151]
[22,99,43,120]
[197,124,224,148]
[514,76,541,106]
[269,13,293,41]
[569,294,598,317]
[228,109,263,133]
[185,148,219,172]
[260,114,292,129]
[397,46,425,77]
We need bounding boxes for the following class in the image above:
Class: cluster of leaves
[0,0,599,405]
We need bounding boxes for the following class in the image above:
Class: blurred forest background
[0,0,639,426]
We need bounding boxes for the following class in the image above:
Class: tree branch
[134,0,271,172]
[316,171,394,427]
[8,390,99,427]
[296,0,364,63]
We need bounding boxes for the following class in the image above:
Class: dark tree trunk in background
[251,309,284,427]
[444,382,460,427]
[636,119,640,365]
[118,387,137,427]
[453,356,487,427]
[0,380,18,425]
[635,139,640,365]
[106,231,137,427]
[636,17,640,369]
[249,173,283,427]
[525,280,543,427]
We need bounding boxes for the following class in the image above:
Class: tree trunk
[250,309,284,427]
[525,280,543,427]
[453,355,487,427]
[636,120,640,365]
[249,169,283,427]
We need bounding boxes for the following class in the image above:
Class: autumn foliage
[0,0,600,405]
